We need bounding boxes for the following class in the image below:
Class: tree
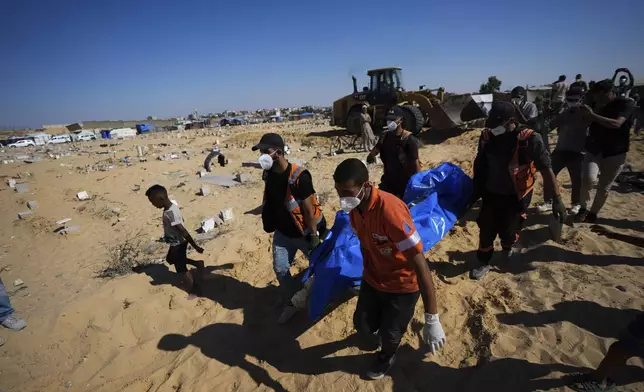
[479,76,502,94]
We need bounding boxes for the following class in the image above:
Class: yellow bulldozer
[331,67,488,135]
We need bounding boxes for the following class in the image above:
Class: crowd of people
[2,71,635,387]
[137,72,641,387]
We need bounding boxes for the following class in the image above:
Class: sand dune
[1,124,643,391]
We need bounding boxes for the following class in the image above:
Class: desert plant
[99,233,146,278]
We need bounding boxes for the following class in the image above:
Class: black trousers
[166,243,189,273]
[477,192,532,265]
[353,281,420,357]
[544,150,584,204]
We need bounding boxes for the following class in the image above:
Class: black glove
[552,195,567,223]
[366,155,375,164]
[308,233,322,256]
[310,233,321,249]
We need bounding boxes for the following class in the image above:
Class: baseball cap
[590,79,615,94]
[386,106,404,120]
[511,86,526,98]
[251,133,285,151]
[485,101,515,128]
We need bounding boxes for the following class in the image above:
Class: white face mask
[490,125,506,136]
[258,152,276,170]
[386,120,398,132]
[339,184,365,213]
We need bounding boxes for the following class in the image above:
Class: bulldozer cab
[359,67,404,106]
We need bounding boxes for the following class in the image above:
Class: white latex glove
[423,313,446,355]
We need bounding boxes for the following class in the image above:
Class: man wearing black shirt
[570,74,588,94]
[577,80,635,223]
[252,133,327,322]
[470,101,566,280]
[366,106,422,199]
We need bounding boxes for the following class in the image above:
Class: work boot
[575,208,588,222]
[1,315,26,331]
[537,201,553,213]
[366,351,396,380]
[584,211,598,223]
[569,374,616,392]
[278,304,299,324]
[501,248,515,260]
[470,264,492,280]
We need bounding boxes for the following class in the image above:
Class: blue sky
[1,0,643,129]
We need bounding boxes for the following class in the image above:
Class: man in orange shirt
[333,158,446,380]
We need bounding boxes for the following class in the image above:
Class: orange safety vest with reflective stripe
[481,128,537,200]
[263,163,323,236]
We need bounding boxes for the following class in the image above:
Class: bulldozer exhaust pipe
[352,76,358,94]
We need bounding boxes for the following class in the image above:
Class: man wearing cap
[360,105,377,152]
[511,86,539,129]
[252,133,327,322]
[366,106,422,200]
[577,79,635,223]
[470,101,566,280]
[537,86,590,214]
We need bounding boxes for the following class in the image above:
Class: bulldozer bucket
[428,94,488,129]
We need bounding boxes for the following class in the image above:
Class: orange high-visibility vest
[481,128,537,200]
[263,163,323,235]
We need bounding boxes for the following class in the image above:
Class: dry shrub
[99,233,146,278]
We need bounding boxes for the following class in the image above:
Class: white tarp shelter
[27,132,52,145]
[110,128,137,139]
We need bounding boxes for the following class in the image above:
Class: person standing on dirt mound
[333,158,445,380]
[252,133,327,323]
[577,79,635,223]
[360,105,377,152]
[366,106,422,200]
[551,75,569,114]
[469,101,566,280]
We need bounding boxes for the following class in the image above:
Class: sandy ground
[0,123,643,392]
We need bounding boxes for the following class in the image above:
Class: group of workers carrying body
[146,75,638,383]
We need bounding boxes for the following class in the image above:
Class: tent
[110,128,137,139]
[26,132,52,145]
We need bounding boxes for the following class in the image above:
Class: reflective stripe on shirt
[396,230,421,251]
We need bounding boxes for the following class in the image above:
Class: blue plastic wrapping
[403,162,474,252]
[305,162,473,320]
[304,211,364,320]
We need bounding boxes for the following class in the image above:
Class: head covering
[251,133,285,151]
[386,106,405,120]
[590,79,615,94]
[485,101,515,128]
[511,86,526,98]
